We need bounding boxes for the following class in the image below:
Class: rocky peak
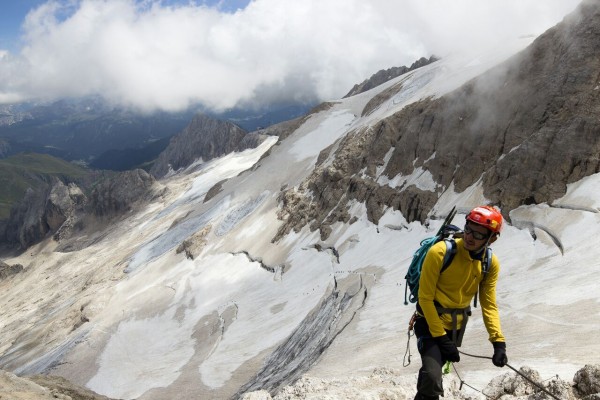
[150,113,265,178]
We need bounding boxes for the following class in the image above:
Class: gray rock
[150,113,264,178]
[1,169,160,250]
[89,169,158,217]
[176,225,212,260]
[0,260,23,280]
[574,365,600,397]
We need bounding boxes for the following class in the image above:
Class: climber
[413,205,508,400]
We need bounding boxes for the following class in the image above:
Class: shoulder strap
[473,247,493,308]
[482,247,492,275]
[440,239,456,273]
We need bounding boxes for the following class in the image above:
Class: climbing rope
[451,362,493,399]
[458,350,561,400]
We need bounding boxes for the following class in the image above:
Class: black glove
[434,335,460,362]
[492,342,508,367]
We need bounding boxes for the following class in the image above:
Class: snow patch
[378,167,439,192]
[289,110,355,161]
[87,309,194,399]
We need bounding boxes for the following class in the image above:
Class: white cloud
[0,0,581,112]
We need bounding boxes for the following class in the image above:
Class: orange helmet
[466,206,503,234]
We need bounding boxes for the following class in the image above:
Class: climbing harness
[457,350,562,400]
[403,306,470,366]
[432,304,471,347]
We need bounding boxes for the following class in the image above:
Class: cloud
[0,0,581,112]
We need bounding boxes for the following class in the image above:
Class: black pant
[413,316,452,400]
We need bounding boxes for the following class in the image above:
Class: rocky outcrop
[257,116,306,141]
[343,56,439,98]
[274,124,438,241]
[275,0,600,240]
[176,225,212,259]
[150,113,266,178]
[89,169,159,217]
[0,260,23,280]
[1,180,76,249]
[241,364,600,400]
[574,364,600,398]
[204,180,227,203]
[0,369,114,400]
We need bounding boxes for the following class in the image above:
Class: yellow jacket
[418,238,505,343]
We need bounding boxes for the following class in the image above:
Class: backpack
[403,206,492,306]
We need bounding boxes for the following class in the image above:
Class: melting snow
[289,110,355,161]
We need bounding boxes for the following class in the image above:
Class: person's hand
[434,335,460,362]
[492,342,508,367]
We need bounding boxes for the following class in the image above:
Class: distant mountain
[150,113,267,178]
[0,98,197,162]
[0,103,33,126]
[0,98,315,171]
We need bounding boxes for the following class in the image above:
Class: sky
[0,0,582,113]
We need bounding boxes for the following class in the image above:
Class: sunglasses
[464,224,490,240]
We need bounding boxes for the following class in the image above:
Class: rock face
[89,169,159,217]
[150,113,265,178]
[343,56,439,98]
[176,225,212,259]
[1,170,161,250]
[275,0,600,239]
[574,365,600,398]
[0,260,23,280]
[1,180,80,249]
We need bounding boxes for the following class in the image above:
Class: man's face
[463,222,491,252]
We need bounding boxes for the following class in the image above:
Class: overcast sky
[0,0,582,113]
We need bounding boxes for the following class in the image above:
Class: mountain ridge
[275,0,600,241]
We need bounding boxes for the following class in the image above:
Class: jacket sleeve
[418,242,447,338]
[478,254,506,343]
